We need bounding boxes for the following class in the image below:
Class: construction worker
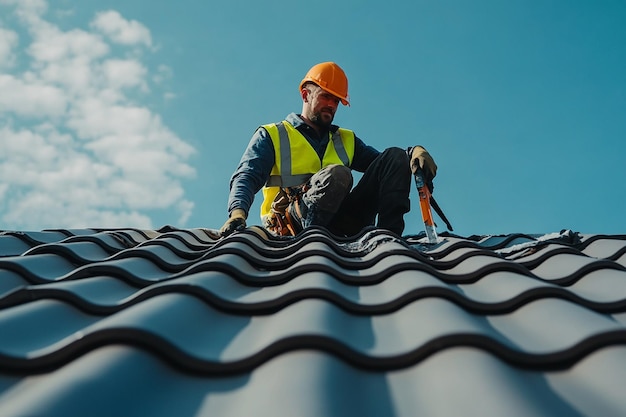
[220,62,437,237]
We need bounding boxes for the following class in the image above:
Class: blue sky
[1,0,624,236]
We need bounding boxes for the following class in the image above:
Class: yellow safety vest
[259,120,355,219]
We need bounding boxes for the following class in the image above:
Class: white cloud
[102,59,148,90]
[0,28,19,68]
[153,64,173,84]
[0,74,67,117]
[28,25,109,63]
[0,183,8,201]
[0,0,47,19]
[153,65,176,101]
[90,10,152,48]
[1,0,47,31]
[55,8,74,19]
[0,1,196,230]
[3,195,154,229]
[177,200,194,225]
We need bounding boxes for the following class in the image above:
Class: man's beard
[310,109,334,128]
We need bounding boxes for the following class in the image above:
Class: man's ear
[301,87,309,102]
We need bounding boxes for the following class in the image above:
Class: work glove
[410,145,437,181]
[220,208,247,237]
[410,146,437,193]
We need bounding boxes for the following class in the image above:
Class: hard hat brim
[299,79,350,106]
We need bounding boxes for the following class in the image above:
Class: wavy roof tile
[1,226,625,416]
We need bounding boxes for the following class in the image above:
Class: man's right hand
[220,209,247,236]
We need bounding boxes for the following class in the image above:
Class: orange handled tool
[414,169,438,243]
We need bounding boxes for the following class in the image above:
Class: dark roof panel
[1,227,625,416]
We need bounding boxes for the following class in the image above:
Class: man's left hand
[410,146,437,182]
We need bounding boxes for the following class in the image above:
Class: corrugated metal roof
[0,226,625,416]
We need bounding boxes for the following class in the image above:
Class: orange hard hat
[299,62,350,106]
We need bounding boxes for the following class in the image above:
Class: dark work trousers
[289,147,411,236]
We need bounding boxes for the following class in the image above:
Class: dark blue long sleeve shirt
[227,112,380,218]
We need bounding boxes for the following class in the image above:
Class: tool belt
[264,186,307,236]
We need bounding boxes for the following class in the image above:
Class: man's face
[305,85,340,128]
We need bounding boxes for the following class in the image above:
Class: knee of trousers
[380,147,410,167]
[310,164,353,193]
[303,164,353,211]
[378,147,411,190]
